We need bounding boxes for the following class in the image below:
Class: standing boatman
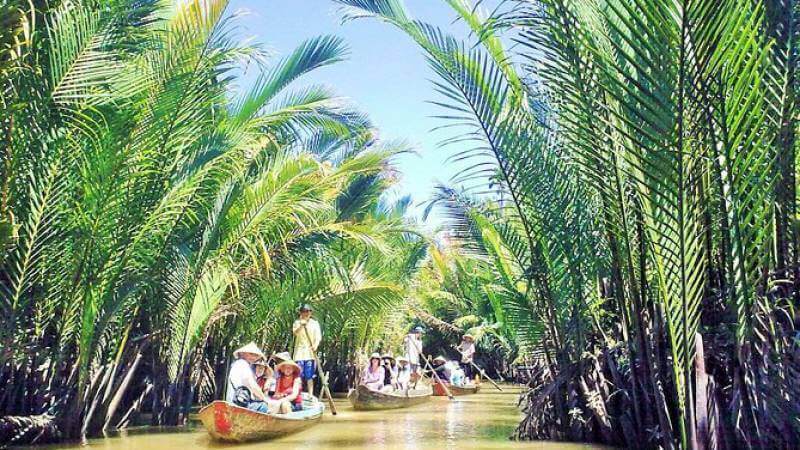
[457,334,476,381]
[403,326,425,377]
[292,304,321,395]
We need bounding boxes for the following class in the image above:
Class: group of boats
[198,380,481,443]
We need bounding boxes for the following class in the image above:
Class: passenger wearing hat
[429,355,450,384]
[360,352,391,392]
[457,334,476,380]
[395,356,411,390]
[292,304,322,395]
[381,354,397,388]
[227,342,271,412]
[254,359,276,395]
[402,326,425,375]
[271,359,304,414]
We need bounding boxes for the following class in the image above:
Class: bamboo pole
[410,338,453,400]
[451,345,503,391]
[303,325,338,415]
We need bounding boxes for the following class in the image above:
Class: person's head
[272,351,291,365]
[382,355,395,367]
[233,342,265,364]
[397,356,409,368]
[433,356,446,367]
[254,359,272,379]
[369,353,381,370]
[298,304,313,320]
[462,334,475,343]
[412,326,424,337]
[276,360,301,379]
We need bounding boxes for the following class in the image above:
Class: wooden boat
[347,384,432,411]
[198,398,324,442]
[432,381,480,396]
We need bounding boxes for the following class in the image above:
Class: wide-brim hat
[233,342,265,359]
[275,359,302,376]
[298,303,313,312]
[463,334,475,342]
[381,354,395,362]
[412,326,424,333]
[253,360,274,377]
[272,351,291,362]
[369,352,382,361]
[433,355,446,364]
[396,356,409,364]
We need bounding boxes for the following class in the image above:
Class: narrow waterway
[25,385,605,449]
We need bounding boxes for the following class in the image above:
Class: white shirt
[292,318,321,361]
[458,341,476,363]
[403,334,422,364]
[226,359,256,402]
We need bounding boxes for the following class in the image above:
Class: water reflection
[24,386,606,450]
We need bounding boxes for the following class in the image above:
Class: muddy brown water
[24,385,607,449]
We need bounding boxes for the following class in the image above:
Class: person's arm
[292,319,304,335]
[311,321,321,351]
[284,378,302,402]
[245,376,267,401]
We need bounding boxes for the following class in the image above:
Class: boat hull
[347,384,432,411]
[198,400,323,442]
[432,382,480,396]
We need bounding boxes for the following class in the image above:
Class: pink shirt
[361,366,385,390]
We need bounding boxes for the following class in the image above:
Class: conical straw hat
[233,342,265,359]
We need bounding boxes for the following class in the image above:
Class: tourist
[292,304,322,395]
[430,355,450,383]
[457,334,476,381]
[382,354,397,388]
[254,358,276,394]
[271,359,304,414]
[395,356,411,390]
[361,352,390,392]
[446,360,466,386]
[227,342,272,413]
[403,326,424,375]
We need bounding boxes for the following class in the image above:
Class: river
[24,385,605,449]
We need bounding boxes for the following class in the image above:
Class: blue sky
[227,0,489,227]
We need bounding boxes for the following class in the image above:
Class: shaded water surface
[28,385,605,449]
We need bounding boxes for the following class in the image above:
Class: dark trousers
[461,362,473,380]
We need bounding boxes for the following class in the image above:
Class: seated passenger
[271,359,304,414]
[395,356,411,390]
[382,354,397,388]
[227,342,272,413]
[446,360,466,386]
[361,353,391,392]
[254,359,276,394]
[430,356,450,383]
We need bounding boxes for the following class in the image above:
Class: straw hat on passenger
[432,355,447,364]
[272,351,291,362]
[462,334,475,342]
[233,342,265,359]
[275,359,302,377]
[253,359,274,377]
[396,356,409,364]
[381,353,395,362]
[369,352,382,361]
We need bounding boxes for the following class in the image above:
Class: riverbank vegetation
[336,0,800,448]
[1,0,427,444]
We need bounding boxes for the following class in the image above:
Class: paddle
[409,338,454,400]
[302,324,338,415]
[451,345,503,391]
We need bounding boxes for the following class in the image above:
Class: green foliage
[0,0,426,441]
[338,0,800,448]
